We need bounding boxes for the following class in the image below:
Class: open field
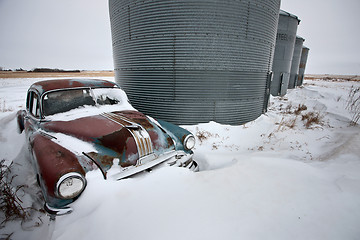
[305,74,360,81]
[1,71,359,81]
[0,70,114,79]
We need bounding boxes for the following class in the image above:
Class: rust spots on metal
[83,127,139,178]
[42,115,122,142]
[30,79,116,96]
[31,133,85,197]
[115,110,154,128]
[40,109,176,181]
[97,128,137,159]
[56,151,64,158]
[101,112,154,158]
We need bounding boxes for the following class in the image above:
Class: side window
[27,91,40,118]
[26,92,31,111]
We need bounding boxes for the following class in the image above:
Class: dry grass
[276,116,297,131]
[279,103,307,115]
[0,232,13,240]
[301,111,323,128]
[304,74,360,82]
[0,100,13,112]
[346,86,360,125]
[276,102,324,130]
[0,160,31,228]
[294,104,307,115]
[0,71,114,79]
[196,130,212,143]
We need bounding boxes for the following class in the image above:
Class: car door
[25,90,41,145]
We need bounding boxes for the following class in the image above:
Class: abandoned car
[17,79,198,214]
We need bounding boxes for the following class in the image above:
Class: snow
[0,77,360,239]
[50,132,97,155]
[45,87,135,122]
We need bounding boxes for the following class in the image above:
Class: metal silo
[288,36,305,89]
[270,10,300,96]
[109,0,280,125]
[297,46,310,86]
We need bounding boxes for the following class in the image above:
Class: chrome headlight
[56,172,86,199]
[184,135,196,150]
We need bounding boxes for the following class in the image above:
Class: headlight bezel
[184,134,196,150]
[56,172,86,200]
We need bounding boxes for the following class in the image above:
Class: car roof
[29,79,118,96]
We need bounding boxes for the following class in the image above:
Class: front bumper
[108,150,198,180]
[45,150,198,216]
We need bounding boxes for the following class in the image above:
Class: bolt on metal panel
[288,36,305,89]
[109,0,280,125]
[297,46,310,86]
[270,10,300,96]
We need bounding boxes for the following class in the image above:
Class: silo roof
[296,36,306,41]
[280,9,301,23]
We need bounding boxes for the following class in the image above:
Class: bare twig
[0,160,31,228]
[346,86,360,125]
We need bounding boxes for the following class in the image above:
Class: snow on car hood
[41,110,175,178]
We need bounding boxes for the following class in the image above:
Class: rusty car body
[17,79,198,215]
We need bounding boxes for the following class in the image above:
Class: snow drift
[0,77,359,240]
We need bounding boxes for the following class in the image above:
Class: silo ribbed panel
[297,47,309,86]
[270,10,300,96]
[288,36,305,89]
[110,0,280,125]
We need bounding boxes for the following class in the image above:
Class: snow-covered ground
[0,77,359,239]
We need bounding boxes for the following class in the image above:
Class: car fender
[30,132,86,207]
[156,119,193,153]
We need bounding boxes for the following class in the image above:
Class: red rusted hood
[42,110,175,177]
[43,110,156,141]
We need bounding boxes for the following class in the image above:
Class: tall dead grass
[276,103,324,130]
[0,100,13,112]
[346,86,360,125]
[0,160,31,228]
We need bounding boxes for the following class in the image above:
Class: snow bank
[0,78,359,240]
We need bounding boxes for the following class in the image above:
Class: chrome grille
[101,112,153,158]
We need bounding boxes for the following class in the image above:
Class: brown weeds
[0,100,13,112]
[196,130,212,143]
[0,160,30,228]
[294,104,307,115]
[346,86,360,125]
[301,112,323,128]
[276,116,297,131]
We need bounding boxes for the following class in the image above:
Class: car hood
[41,110,175,178]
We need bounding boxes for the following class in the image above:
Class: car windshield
[43,88,124,116]
[92,88,123,106]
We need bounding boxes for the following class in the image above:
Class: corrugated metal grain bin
[297,46,310,86]
[270,10,300,96]
[288,36,305,89]
[109,0,280,125]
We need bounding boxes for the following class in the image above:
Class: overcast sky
[0,0,359,75]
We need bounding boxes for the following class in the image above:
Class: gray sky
[0,0,113,70]
[0,0,359,74]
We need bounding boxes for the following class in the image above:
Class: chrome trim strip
[44,203,73,216]
[108,150,197,180]
[55,172,86,199]
[108,150,177,180]
[101,112,154,158]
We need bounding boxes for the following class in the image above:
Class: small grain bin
[109,0,280,125]
[297,46,310,86]
[288,36,305,89]
[270,10,300,96]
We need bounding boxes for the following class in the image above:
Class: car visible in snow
[17,79,198,215]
